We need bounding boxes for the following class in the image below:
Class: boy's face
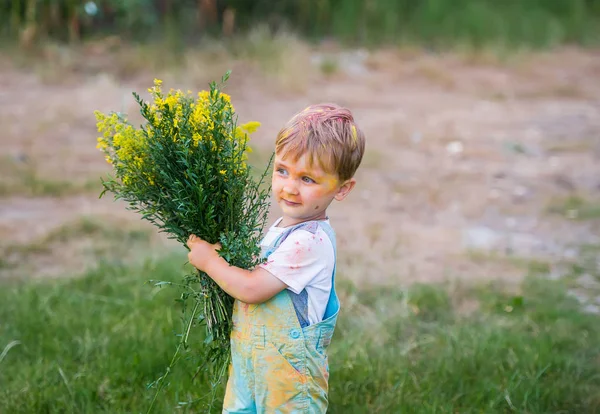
[272,152,355,227]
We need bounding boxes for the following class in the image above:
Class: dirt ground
[1,44,600,287]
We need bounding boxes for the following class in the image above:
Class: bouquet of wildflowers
[94,72,271,377]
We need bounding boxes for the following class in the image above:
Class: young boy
[187,103,365,413]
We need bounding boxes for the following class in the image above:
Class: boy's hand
[186,234,287,303]
[186,234,221,273]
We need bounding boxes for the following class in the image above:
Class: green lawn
[1,254,599,413]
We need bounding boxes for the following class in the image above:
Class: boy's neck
[276,216,329,228]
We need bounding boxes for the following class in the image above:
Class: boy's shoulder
[261,219,335,253]
[260,221,336,272]
[276,219,335,245]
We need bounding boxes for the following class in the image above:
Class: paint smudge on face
[323,176,339,192]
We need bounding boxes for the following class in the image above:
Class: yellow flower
[96,137,108,150]
[192,132,203,146]
[240,121,261,134]
[164,93,179,109]
[114,126,147,165]
[96,80,253,192]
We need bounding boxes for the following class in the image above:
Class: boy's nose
[283,182,299,195]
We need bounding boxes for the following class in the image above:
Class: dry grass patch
[5,29,314,93]
[543,139,596,154]
[518,83,591,100]
[225,25,314,93]
[547,195,600,221]
[412,60,456,89]
[0,216,158,279]
[0,156,101,198]
[361,147,386,169]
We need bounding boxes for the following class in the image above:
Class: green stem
[146,300,200,414]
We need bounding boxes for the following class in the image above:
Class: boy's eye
[302,176,315,184]
[276,168,288,176]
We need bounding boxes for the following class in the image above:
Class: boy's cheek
[323,177,339,192]
[271,179,283,193]
[310,185,331,198]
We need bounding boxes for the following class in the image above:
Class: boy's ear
[334,178,356,201]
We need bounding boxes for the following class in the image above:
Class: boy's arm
[186,234,287,304]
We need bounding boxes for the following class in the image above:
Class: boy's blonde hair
[275,103,366,182]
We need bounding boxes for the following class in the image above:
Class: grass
[0,256,204,414]
[466,250,551,272]
[547,195,600,221]
[5,26,314,94]
[228,25,313,92]
[3,0,600,49]
[1,252,599,413]
[319,56,339,77]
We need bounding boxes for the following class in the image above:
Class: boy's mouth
[282,199,301,207]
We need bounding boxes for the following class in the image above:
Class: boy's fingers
[186,235,196,248]
[186,235,221,250]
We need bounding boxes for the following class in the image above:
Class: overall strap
[313,221,339,321]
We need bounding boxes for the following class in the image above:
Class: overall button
[290,329,300,339]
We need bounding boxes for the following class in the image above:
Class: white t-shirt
[259,218,335,325]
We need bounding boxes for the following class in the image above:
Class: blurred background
[1,1,600,413]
